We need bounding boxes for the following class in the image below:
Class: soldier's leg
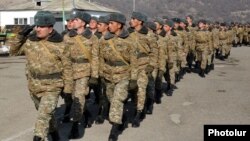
[95,78,109,124]
[108,80,129,141]
[70,77,89,139]
[206,52,212,74]
[145,69,157,114]
[200,50,208,77]
[33,91,60,140]
[132,70,148,127]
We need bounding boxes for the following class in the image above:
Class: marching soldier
[95,15,110,124]
[64,9,99,138]
[99,13,138,141]
[163,20,178,95]
[10,11,73,141]
[128,12,157,127]
[194,20,210,77]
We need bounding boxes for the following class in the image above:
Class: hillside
[0,0,249,23]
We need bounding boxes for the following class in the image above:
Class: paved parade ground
[0,47,250,141]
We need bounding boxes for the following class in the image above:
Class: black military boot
[205,65,210,74]
[146,98,154,114]
[69,122,80,139]
[33,136,42,141]
[166,83,175,96]
[62,105,71,123]
[50,130,60,141]
[108,123,121,141]
[199,69,205,78]
[154,88,162,104]
[132,110,143,128]
[95,103,109,124]
[220,55,225,61]
[210,64,214,70]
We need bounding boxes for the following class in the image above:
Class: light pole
[133,0,135,11]
[62,0,65,30]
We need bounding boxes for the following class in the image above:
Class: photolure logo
[204,125,250,141]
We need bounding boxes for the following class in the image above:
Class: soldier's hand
[19,25,35,37]
[145,65,154,74]
[88,77,99,87]
[128,80,138,91]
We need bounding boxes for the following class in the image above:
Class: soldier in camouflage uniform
[95,15,110,124]
[10,11,73,141]
[99,13,138,141]
[61,14,74,36]
[163,20,179,95]
[237,24,244,46]
[218,23,229,61]
[154,17,168,100]
[128,12,157,127]
[144,21,158,114]
[63,9,99,139]
[186,15,197,72]
[194,20,210,77]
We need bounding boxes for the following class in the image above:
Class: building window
[14,18,28,25]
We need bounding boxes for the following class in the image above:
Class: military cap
[65,13,72,21]
[34,11,56,26]
[70,9,91,24]
[180,19,187,24]
[131,12,147,22]
[162,16,169,20]
[172,18,181,23]
[186,15,193,20]
[164,20,174,28]
[98,15,110,24]
[109,13,126,25]
[154,17,165,25]
[145,21,156,31]
[220,22,227,26]
[198,19,206,24]
[91,16,98,21]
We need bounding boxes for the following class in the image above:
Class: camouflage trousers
[196,49,208,70]
[72,77,90,122]
[207,50,214,66]
[136,70,148,111]
[219,44,227,56]
[239,34,244,44]
[30,90,60,140]
[106,79,129,124]
[169,62,177,84]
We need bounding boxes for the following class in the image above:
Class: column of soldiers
[9,9,247,141]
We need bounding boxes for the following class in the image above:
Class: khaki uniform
[175,30,188,68]
[237,27,244,44]
[207,30,214,66]
[129,26,155,111]
[99,29,138,124]
[64,28,99,122]
[218,29,228,56]
[10,31,73,139]
[194,29,210,70]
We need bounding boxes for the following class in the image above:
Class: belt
[105,60,127,66]
[137,52,148,58]
[71,58,89,64]
[32,72,62,80]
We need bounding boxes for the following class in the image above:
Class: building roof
[0,0,119,13]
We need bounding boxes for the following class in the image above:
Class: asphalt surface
[0,46,250,141]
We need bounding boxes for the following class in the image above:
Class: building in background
[0,0,119,33]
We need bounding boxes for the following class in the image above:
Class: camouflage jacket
[99,29,138,83]
[64,28,99,80]
[10,30,73,95]
[128,26,156,71]
[194,29,210,51]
